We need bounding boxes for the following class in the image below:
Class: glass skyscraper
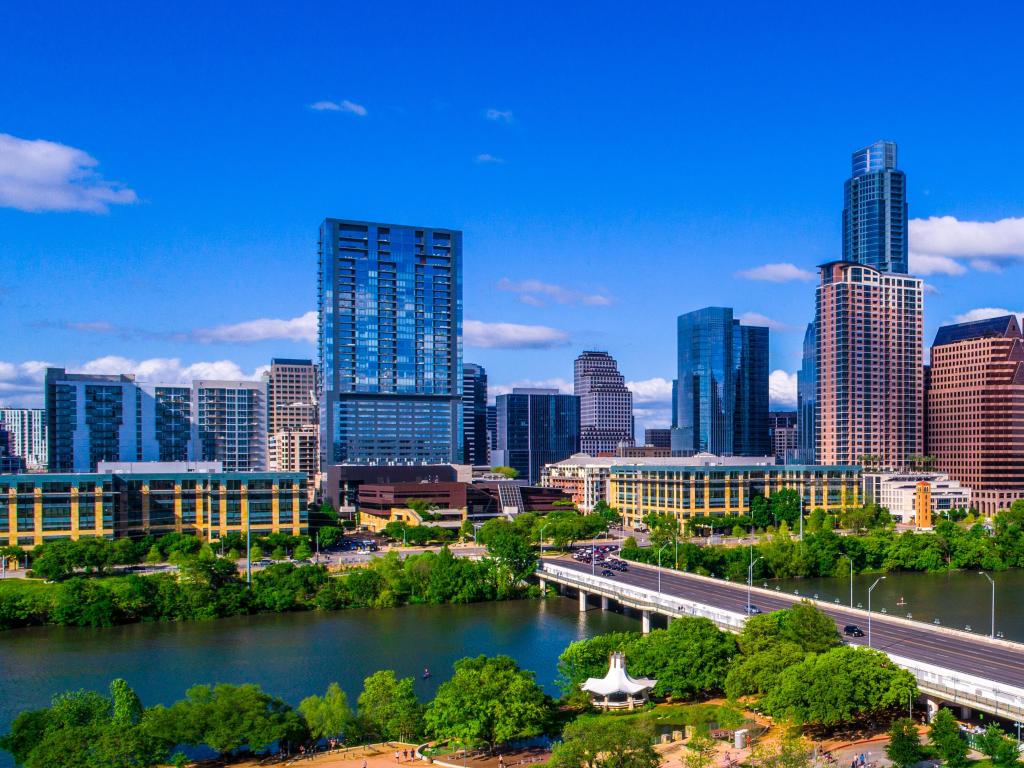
[796,322,817,464]
[462,363,489,466]
[672,307,769,457]
[318,219,463,465]
[843,140,908,273]
[493,389,580,484]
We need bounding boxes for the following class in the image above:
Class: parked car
[844,624,865,637]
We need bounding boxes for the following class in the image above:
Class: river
[0,598,634,766]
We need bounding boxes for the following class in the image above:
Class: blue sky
[3,2,1024,433]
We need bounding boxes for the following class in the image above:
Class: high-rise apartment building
[318,219,462,465]
[45,369,194,472]
[462,363,489,465]
[796,322,817,464]
[264,358,317,434]
[493,388,580,484]
[0,408,47,470]
[815,262,923,469]
[574,351,634,455]
[672,307,769,456]
[769,411,798,465]
[927,314,1024,515]
[192,380,268,472]
[843,140,908,273]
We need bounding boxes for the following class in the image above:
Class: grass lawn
[0,578,55,594]
[579,701,746,731]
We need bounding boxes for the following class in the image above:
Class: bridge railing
[888,652,1024,718]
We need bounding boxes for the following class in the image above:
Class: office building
[861,472,970,528]
[672,307,769,456]
[462,363,489,465]
[192,380,268,472]
[927,314,1024,516]
[644,428,672,449]
[493,388,580,484]
[318,219,462,466]
[0,466,306,548]
[796,322,817,464]
[843,140,908,273]
[815,262,923,470]
[0,408,47,470]
[769,411,798,464]
[45,369,194,472]
[574,351,634,455]
[606,458,858,528]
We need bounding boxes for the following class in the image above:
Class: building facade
[462,363,489,465]
[815,263,923,470]
[542,455,616,512]
[843,140,908,274]
[672,307,769,457]
[0,408,47,470]
[644,428,672,450]
[861,472,970,527]
[769,411,798,465]
[45,369,195,473]
[318,218,462,466]
[0,468,306,548]
[608,459,859,528]
[192,380,268,472]
[796,322,817,464]
[264,358,318,435]
[574,351,634,455]
[926,314,1024,516]
[486,405,498,457]
[493,388,580,484]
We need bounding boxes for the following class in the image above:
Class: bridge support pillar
[925,698,940,722]
[601,596,609,610]
[538,578,546,594]
[641,610,651,634]
[960,705,972,720]
[579,590,588,612]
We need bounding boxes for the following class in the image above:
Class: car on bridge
[746,604,762,615]
[844,624,866,637]
[601,569,615,577]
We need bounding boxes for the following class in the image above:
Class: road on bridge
[544,555,1024,688]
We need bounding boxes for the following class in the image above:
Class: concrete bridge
[539,557,1024,723]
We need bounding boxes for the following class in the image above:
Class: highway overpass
[539,556,1024,722]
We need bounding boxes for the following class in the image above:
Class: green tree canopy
[628,617,737,698]
[549,716,659,768]
[929,709,968,768]
[357,670,423,742]
[299,682,354,741]
[491,466,519,479]
[885,718,924,768]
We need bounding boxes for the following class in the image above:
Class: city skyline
[4,4,1024,440]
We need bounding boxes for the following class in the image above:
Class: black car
[746,604,762,615]
[601,569,615,577]
[844,624,865,637]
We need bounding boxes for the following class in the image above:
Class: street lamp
[1013,720,1022,747]
[657,542,671,595]
[867,576,886,648]
[979,571,996,638]
[539,522,550,555]
[747,555,763,616]
[847,556,854,608]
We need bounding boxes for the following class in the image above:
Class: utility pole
[867,576,885,648]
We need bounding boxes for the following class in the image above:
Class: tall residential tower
[843,140,908,273]
[462,363,489,465]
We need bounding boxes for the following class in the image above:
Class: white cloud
[951,307,1024,325]
[485,108,514,123]
[464,319,570,349]
[309,100,367,116]
[0,361,51,407]
[626,377,673,404]
[489,378,572,402]
[194,311,317,344]
[0,133,138,213]
[475,153,504,164]
[496,277,613,308]
[910,216,1024,275]
[632,407,673,435]
[735,262,815,283]
[75,355,268,384]
[769,369,798,409]
[737,312,793,332]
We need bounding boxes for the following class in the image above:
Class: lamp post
[867,576,886,648]
[657,542,670,595]
[747,555,763,616]
[979,571,996,638]
[246,511,252,586]
[1014,720,1022,747]
[539,522,550,555]
[848,556,854,608]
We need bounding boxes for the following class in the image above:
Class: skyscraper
[796,322,817,464]
[486,405,497,456]
[493,389,580,483]
[44,369,194,472]
[815,262,923,469]
[264,358,318,477]
[671,308,769,456]
[927,314,1024,516]
[462,363,489,465]
[0,408,47,470]
[318,219,462,465]
[843,140,908,273]
[574,351,634,455]
[192,380,268,472]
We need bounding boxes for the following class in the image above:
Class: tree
[550,716,659,768]
[492,466,519,479]
[249,544,264,562]
[145,545,163,565]
[750,495,772,530]
[683,734,718,768]
[929,709,968,768]
[886,718,923,768]
[628,617,737,699]
[592,500,622,528]
[425,655,550,750]
[643,512,681,550]
[480,519,537,596]
[294,541,313,560]
[111,678,144,726]
[763,646,917,727]
[977,724,1020,768]
[770,489,802,527]
[750,731,812,768]
[317,526,344,549]
[357,670,423,742]
[557,631,644,698]
[299,683,354,741]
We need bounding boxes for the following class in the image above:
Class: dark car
[746,604,762,615]
[601,569,614,577]
[844,624,865,637]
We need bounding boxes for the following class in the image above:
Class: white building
[0,408,47,470]
[862,472,971,526]
[192,380,268,472]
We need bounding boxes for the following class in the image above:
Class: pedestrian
[396,751,402,763]
[363,760,368,768]
[404,749,410,761]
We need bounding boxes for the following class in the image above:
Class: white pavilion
[581,652,657,710]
